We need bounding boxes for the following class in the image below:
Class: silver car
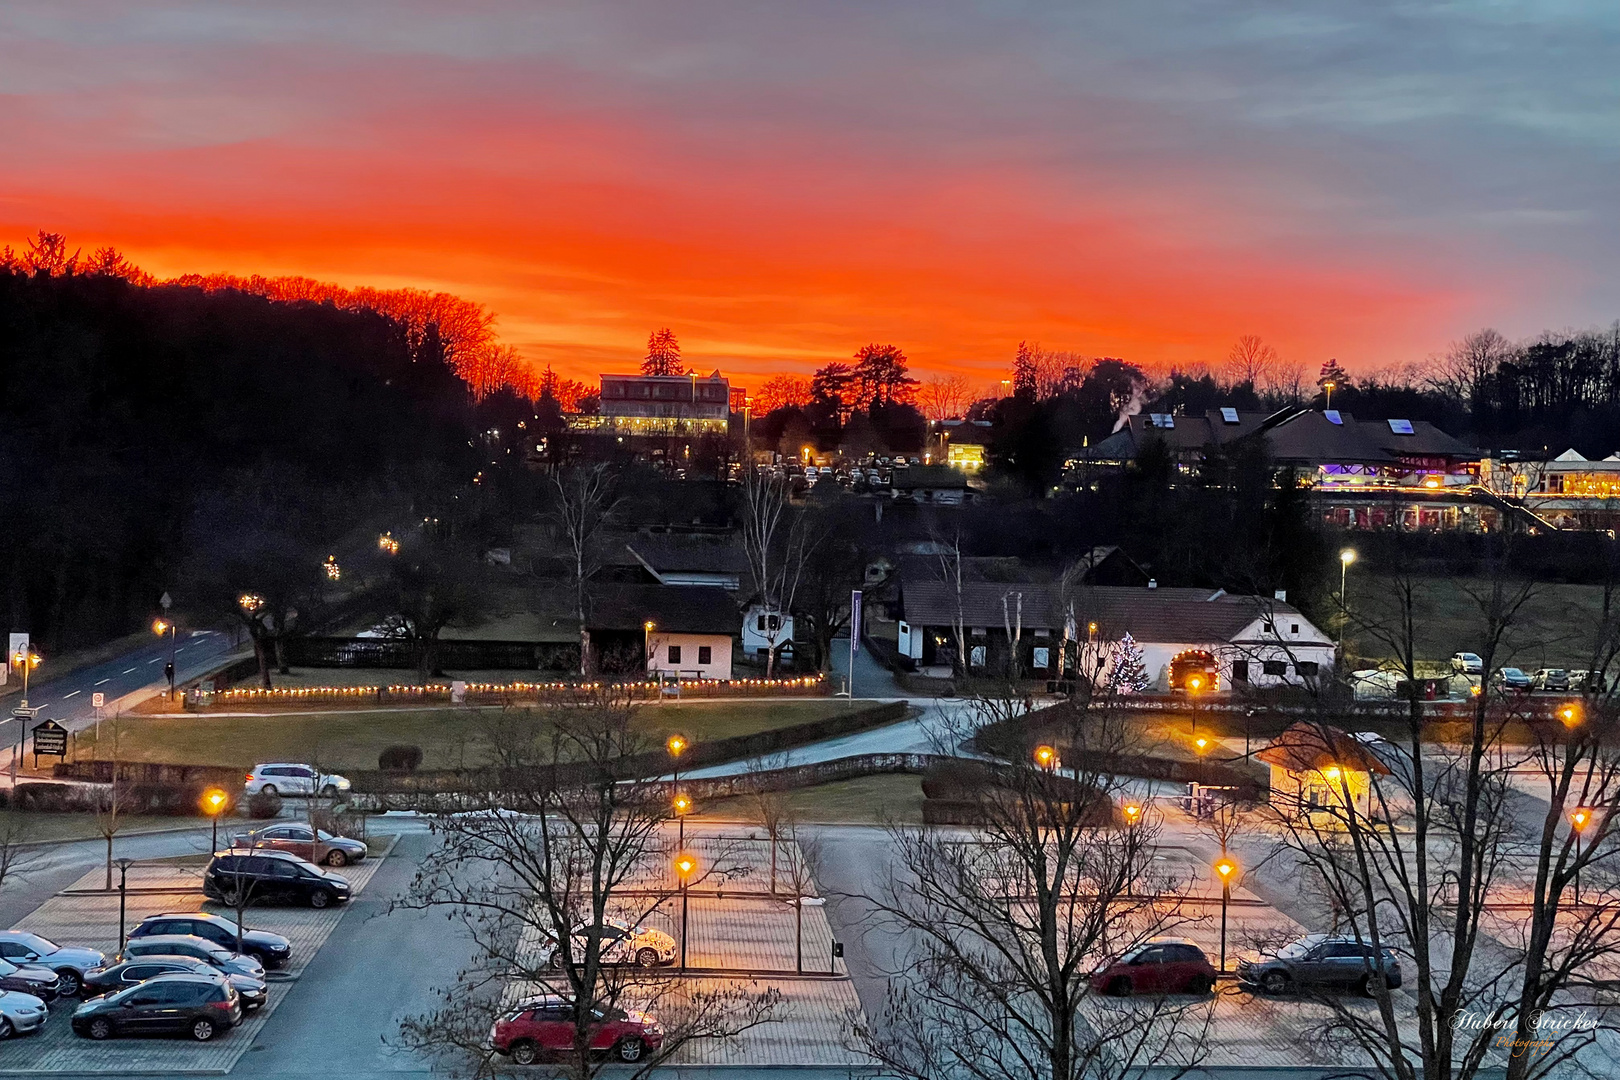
[0,932,105,999]
[243,763,350,798]
[120,936,264,980]
[0,989,48,1038]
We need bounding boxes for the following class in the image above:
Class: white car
[1450,652,1483,675]
[243,763,351,798]
[0,989,48,1038]
[542,919,677,970]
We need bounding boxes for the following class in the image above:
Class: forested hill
[0,268,501,650]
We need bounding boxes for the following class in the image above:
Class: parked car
[243,763,350,798]
[1571,669,1609,693]
[1090,938,1217,996]
[1450,652,1484,674]
[0,958,60,1002]
[489,994,663,1064]
[230,823,367,868]
[1236,934,1403,996]
[202,850,352,909]
[71,973,241,1042]
[542,918,676,970]
[128,913,292,969]
[119,936,264,981]
[0,932,106,998]
[80,956,267,1012]
[0,989,48,1038]
[1531,668,1571,691]
[1494,667,1532,692]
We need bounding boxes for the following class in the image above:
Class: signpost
[7,706,36,786]
[31,720,67,767]
[847,591,863,700]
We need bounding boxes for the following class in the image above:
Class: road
[1,629,240,757]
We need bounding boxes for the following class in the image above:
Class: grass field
[0,811,213,843]
[71,700,862,772]
[696,774,925,825]
[1347,575,1611,671]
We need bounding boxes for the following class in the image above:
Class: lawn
[696,774,925,825]
[1347,575,1611,671]
[71,699,862,772]
[0,811,213,844]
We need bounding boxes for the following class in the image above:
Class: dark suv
[81,956,268,1012]
[1237,934,1403,996]
[203,850,352,909]
[129,913,291,969]
[71,973,241,1042]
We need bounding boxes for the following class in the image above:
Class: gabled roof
[891,465,971,491]
[623,533,748,577]
[1255,722,1391,775]
[583,585,739,635]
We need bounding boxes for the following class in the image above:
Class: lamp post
[673,792,691,849]
[202,789,228,853]
[153,618,178,700]
[1034,745,1057,772]
[1214,857,1238,973]
[115,857,136,951]
[675,852,697,972]
[9,649,39,789]
[1338,549,1357,652]
[644,621,656,680]
[1186,673,1203,741]
[1571,807,1592,905]
[1323,379,1337,410]
[1122,802,1142,826]
[667,733,687,805]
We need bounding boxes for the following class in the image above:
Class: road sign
[9,707,37,723]
[31,719,67,760]
[91,692,105,709]
[160,592,172,610]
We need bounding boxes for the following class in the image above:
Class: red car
[490,994,663,1064]
[1091,938,1217,996]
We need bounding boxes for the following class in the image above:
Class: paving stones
[0,842,392,1075]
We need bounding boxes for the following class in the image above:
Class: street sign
[31,719,67,761]
[9,707,36,723]
[91,692,105,709]
[160,591,172,610]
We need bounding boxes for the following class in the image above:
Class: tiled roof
[623,533,749,575]
[583,585,740,635]
[1255,722,1391,775]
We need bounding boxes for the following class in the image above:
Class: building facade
[568,372,731,436]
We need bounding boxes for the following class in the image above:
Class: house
[894,567,1335,688]
[621,532,748,590]
[1069,546,1150,587]
[741,605,794,659]
[582,584,738,680]
[890,465,978,505]
[1256,722,1390,817]
[567,372,731,436]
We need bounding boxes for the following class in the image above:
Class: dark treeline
[0,267,514,650]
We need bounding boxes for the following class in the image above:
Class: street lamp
[202,788,228,853]
[644,621,656,677]
[1571,807,1593,905]
[673,792,692,848]
[1214,857,1238,972]
[1122,802,1142,826]
[1338,549,1357,649]
[115,857,137,951]
[675,852,698,972]
[1195,737,1210,754]
[1322,379,1337,410]
[1186,673,1204,741]
[1560,702,1582,728]
[153,618,178,700]
[1034,744,1057,772]
[10,648,39,706]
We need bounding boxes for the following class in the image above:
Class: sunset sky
[2,2,1616,390]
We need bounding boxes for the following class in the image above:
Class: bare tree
[1224,334,1279,389]
[1430,328,1516,407]
[548,466,620,676]
[918,374,971,421]
[394,686,780,1078]
[94,717,128,891]
[739,470,809,678]
[850,697,1211,1080]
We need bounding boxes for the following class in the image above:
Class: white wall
[646,633,733,680]
[897,620,924,660]
[741,605,794,656]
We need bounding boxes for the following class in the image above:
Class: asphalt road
[1,629,240,752]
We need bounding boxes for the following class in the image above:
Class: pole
[679,878,689,973]
[167,623,177,700]
[677,810,684,850]
[1574,832,1581,906]
[796,898,803,974]
[211,813,218,854]
[1220,880,1230,973]
[1339,560,1348,648]
[118,865,129,951]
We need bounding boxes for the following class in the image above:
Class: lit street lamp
[644,621,656,676]
[1214,857,1238,972]
[153,618,178,700]
[1571,807,1593,905]
[1338,549,1357,650]
[202,788,228,852]
[10,647,39,706]
[115,858,137,951]
[673,792,692,849]
[675,852,698,972]
[1034,745,1057,772]
[1186,673,1204,741]
[1122,802,1142,826]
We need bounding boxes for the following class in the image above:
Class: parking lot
[0,842,392,1076]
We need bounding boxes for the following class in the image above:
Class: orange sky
[1,3,1610,392]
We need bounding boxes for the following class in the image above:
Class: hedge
[0,779,239,816]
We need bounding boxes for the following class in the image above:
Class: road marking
[175,646,187,654]
[94,678,110,686]
[122,668,136,674]
[62,690,80,699]
[147,658,161,665]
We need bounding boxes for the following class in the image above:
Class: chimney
[1274,589,1287,601]
[1147,578,1157,589]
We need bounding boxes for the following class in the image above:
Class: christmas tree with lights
[1111,632,1151,694]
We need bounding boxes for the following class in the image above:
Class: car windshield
[9,934,54,955]
[1503,668,1526,677]
[210,949,233,963]
[0,960,16,976]
[316,830,336,841]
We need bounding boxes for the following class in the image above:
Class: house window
[1263,660,1287,676]
[1034,628,1051,639]
[970,645,987,668]
[698,645,712,665]
[757,615,767,631]
[1295,661,1318,677]
[1290,623,1300,635]
[970,626,987,637]
[768,614,781,631]
[1033,647,1050,669]
[667,645,682,664]
[1232,661,1250,683]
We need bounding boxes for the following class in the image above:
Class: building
[893,569,1335,688]
[1478,449,1620,531]
[567,372,731,436]
[1256,722,1390,818]
[582,584,738,680]
[891,465,978,505]
[945,443,987,471]
[619,533,748,590]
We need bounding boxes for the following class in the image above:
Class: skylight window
[1388,418,1415,435]
[1324,410,1343,425]
[1220,407,1240,424]
[1148,413,1175,429]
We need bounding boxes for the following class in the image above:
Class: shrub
[378,745,423,772]
[247,790,283,819]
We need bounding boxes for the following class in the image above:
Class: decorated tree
[1110,632,1151,694]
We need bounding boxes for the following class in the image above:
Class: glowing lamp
[1340,549,1357,566]
[667,734,688,757]
[1571,808,1592,832]
[1323,765,1342,780]
[1123,803,1142,824]
[1034,745,1057,769]
[1560,703,1581,728]
[1195,737,1209,752]
[675,853,697,879]
[673,793,692,815]
[1214,857,1237,882]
